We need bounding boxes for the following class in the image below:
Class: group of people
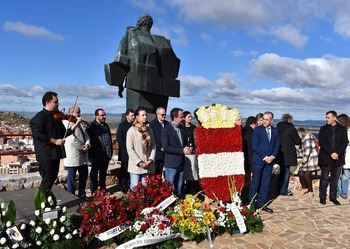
[30,91,113,199]
[30,91,350,210]
[243,110,349,213]
[116,107,200,196]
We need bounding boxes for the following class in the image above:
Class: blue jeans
[279,165,291,195]
[165,165,184,195]
[129,173,148,190]
[66,165,88,197]
[337,168,349,197]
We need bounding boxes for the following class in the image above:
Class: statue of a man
[105,14,181,113]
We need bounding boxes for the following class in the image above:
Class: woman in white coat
[126,107,156,189]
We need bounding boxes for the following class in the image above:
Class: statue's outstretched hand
[118,86,124,98]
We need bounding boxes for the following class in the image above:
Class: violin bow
[63,96,79,139]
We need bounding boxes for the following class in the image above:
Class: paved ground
[181,182,350,249]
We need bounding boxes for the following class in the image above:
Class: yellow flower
[203,212,216,225]
[183,208,192,217]
[179,219,186,227]
[193,202,201,209]
[184,198,192,207]
[195,104,239,129]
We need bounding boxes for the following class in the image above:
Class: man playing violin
[30,91,82,193]
[62,106,90,200]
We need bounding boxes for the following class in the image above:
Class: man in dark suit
[249,111,280,213]
[30,91,80,192]
[318,110,348,205]
[243,116,257,187]
[149,107,168,176]
[162,108,192,196]
[88,108,113,194]
[116,109,134,192]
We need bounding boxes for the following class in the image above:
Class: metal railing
[0,132,118,157]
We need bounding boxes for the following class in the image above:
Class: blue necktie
[266,127,271,142]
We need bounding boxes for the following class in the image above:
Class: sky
[1,0,350,121]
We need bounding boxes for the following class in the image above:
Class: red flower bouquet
[124,175,173,217]
[78,190,129,244]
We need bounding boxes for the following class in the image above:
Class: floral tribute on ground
[194,104,245,202]
[0,188,83,249]
[0,172,263,248]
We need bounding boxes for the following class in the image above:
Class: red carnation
[157,223,164,230]
[141,223,147,231]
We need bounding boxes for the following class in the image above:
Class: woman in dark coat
[276,114,301,196]
[182,111,200,195]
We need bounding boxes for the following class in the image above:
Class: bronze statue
[105,14,181,113]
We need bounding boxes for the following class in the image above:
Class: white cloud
[218,40,228,48]
[3,21,65,41]
[0,84,44,97]
[230,50,244,57]
[334,16,350,38]
[170,0,270,27]
[171,26,189,46]
[129,0,167,13]
[167,0,350,48]
[200,32,212,42]
[249,50,258,57]
[270,25,309,49]
[179,75,211,96]
[52,85,119,99]
[152,25,188,46]
[207,73,240,98]
[251,53,350,88]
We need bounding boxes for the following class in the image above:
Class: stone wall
[0,165,119,192]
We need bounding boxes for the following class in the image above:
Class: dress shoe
[261,207,273,213]
[79,195,91,202]
[330,199,341,205]
[320,200,326,205]
[280,191,293,196]
[341,195,348,199]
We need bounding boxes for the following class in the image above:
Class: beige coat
[62,120,90,167]
[126,126,156,174]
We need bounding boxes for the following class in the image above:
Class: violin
[53,111,78,123]
[53,111,90,127]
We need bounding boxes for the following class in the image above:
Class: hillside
[0,111,30,125]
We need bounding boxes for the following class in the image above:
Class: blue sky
[1,0,350,121]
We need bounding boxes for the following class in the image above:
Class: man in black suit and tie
[162,108,192,196]
[116,109,134,192]
[249,111,280,213]
[149,107,168,176]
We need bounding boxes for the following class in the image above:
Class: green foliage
[3,200,16,223]
[34,188,57,210]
